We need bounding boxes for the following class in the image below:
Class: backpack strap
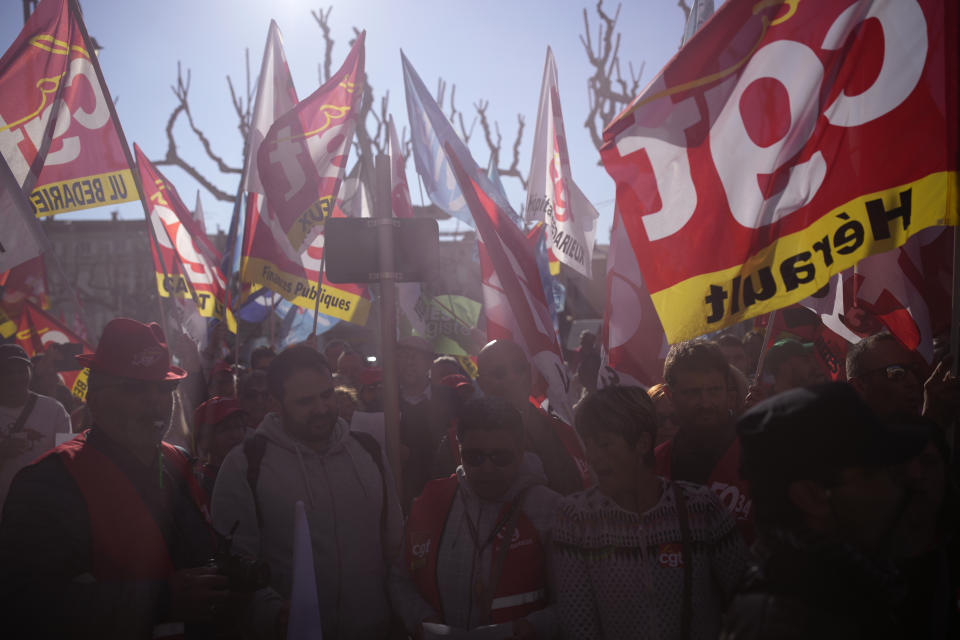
[242,433,269,528]
[349,430,389,556]
[9,392,39,435]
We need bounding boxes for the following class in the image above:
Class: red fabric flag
[601,0,958,343]
[134,144,235,332]
[1,254,49,314]
[16,301,93,399]
[242,34,370,324]
[599,209,668,388]
[447,143,573,424]
[0,0,136,215]
[850,226,952,362]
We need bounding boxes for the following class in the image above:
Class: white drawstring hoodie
[211,412,403,639]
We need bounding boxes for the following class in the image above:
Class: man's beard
[287,408,339,443]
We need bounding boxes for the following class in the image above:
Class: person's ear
[787,479,832,519]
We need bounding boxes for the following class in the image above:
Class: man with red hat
[0,318,239,638]
[193,396,250,498]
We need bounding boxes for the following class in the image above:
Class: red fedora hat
[77,318,187,381]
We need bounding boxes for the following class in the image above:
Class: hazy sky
[0,0,688,242]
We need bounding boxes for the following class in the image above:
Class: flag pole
[375,153,402,496]
[67,0,182,338]
[753,310,777,383]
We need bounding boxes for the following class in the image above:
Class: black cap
[0,344,31,368]
[763,338,812,376]
[737,382,928,484]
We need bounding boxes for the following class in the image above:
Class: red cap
[77,318,187,381]
[358,367,383,386]
[194,396,247,430]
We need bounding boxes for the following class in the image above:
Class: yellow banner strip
[31,169,137,217]
[650,171,958,343]
[241,257,371,326]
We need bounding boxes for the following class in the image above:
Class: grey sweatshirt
[389,453,561,638]
[211,413,403,639]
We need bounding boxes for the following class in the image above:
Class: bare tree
[580,1,645,152]
[157,6,528,205]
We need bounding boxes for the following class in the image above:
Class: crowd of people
[0,315,957,639]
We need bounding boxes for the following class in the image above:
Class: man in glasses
[211,345,403,639]
[847,332,960,427]
[0,318,235,637]
[391,397,560,640]
[474,339,591,496]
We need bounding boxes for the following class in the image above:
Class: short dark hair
[845,332,899,380]
[238,369,267,397]
[575,385,658,465]
[717,334,744,349]
[266,346,330,400]
[663,339,730,386]
[456,397,523,444]
[250,346,276,368]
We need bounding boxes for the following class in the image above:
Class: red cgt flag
[447,143,573,424]
[134,144,235,332]
[16,301,93,399]
[602,0,958,343]
[0,0,136,216]
[242,33,370,324]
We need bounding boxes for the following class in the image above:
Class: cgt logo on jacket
[658,543,684,568]
[409,531,432,571]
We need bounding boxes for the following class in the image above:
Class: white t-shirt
[0,394,71,514]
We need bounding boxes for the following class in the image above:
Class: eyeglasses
[460,448,517,467]
[97,380,179,395]
[863,364,920,382]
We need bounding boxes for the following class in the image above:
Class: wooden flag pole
[375,153,402,496]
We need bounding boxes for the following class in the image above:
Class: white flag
[242,20,298,196]
[287,501,323,640]
[526,47,597,278]
[0,153,46,274]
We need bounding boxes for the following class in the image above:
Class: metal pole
[753,309,777,383]
[375,153,401,496]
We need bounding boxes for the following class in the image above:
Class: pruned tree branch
[580,1,644,153]
[312,6,334,83]
[153,62,242,202]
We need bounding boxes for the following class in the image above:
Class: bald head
[477,340,532,411]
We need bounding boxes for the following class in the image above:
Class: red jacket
[404,476,548,624]
[52,431,213,580]
[655,437,755,543]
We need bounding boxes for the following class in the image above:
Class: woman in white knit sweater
[551,386,749,640]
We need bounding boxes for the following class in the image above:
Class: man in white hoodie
[211,345,403,639]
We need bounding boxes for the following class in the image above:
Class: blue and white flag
[680,0,715,47]
[287,501,323,640]
[401,52,519,227]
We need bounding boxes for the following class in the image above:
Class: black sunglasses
[864,363,920,382]
[460,448,517,468]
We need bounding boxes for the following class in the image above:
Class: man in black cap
[720,382,930,640]
[0,344,70,516]
[0,318,242,638]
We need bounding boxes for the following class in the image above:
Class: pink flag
[257,33,365,255]
[447,143,572,423]
[0,0,137,215]
[599,210,667,388]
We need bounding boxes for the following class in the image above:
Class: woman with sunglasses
[552,386,749,640]
[391,397,561,639]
